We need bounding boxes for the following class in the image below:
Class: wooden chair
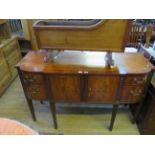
[145,24,153,48]
[125,22,144,53]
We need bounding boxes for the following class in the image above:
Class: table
[16,50,154,131]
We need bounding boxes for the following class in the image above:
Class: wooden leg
[132,101,143,124]
[17,68,36,121]
[27,98,36,121]
[49,102,58,129]
[109,104,119,131]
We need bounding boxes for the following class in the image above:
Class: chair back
[127,22,144,49]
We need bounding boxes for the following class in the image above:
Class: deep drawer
[26,83,48,100]
[22,73,45,84]
[120,85,145,103]
[22,73,48,100]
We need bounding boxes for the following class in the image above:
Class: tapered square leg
[49,102,58,129]
[17,68,36,121]
[109,104,119,131]
[27,98,36,121]
[131,101,143,124]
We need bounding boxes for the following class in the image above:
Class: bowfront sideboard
[16,50,154,131]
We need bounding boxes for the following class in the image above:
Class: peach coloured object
[0,118,38,135]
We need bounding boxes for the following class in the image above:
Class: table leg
[131,101,143,124]
[49,102,58,129]
[27,98,36,121]
[17,68,36,121]
[109,104,119,131]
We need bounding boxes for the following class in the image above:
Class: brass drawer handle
[25,76,37,82]
[130,90,142,96]
[134,77,147,84]
[28,78,35,82]
[31,91,40,94]
[30,88,40,94]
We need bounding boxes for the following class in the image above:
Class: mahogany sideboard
[16,50,154,131]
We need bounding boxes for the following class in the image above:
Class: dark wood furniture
[16,50,154,131]
[131,81,155,134]
[131,44,155,134]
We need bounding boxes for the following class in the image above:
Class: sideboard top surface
[16,50,154,75]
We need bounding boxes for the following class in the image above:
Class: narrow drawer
[26,84,47,100]
[23,73,45,84]
[2,40,18,57]
[0,73,11,94]
[0,59,10,80]
[7,50,20,67]
[124,75,148,85]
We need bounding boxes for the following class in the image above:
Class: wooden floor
[0,77,139,135]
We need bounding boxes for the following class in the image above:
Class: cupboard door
[87,75,119,103]
[50,75,80,102]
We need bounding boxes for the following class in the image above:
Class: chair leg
[49,102,58,129]
[109,104,119,131]
[27,98,36,121]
